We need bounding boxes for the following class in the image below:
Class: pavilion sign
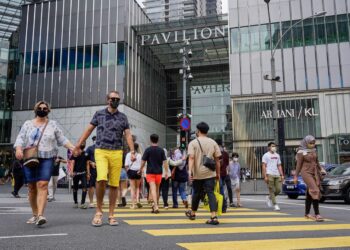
[140,25,228,46]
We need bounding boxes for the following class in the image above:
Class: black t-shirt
[71,151,89,173]
[52,156,64,176]
[142,146,166,175]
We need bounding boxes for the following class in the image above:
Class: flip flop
[108,216,119,226]
[92,213,103,227]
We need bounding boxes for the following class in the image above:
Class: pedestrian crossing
[102,202,350,250]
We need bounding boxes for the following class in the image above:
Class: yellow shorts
[94,148,123,187]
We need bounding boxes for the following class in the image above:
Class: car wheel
[344,187,350,204]
[319,197,326,203]
[287,194,299,199]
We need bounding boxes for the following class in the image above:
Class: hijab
[297,135,316,154]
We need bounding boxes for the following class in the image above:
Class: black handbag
[197,139,216,171]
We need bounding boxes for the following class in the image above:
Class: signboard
[140,26,228,46]
[180,117,191,131]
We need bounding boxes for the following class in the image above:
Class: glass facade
[21,42,126,75]
[0,40,17,144]
[231,14,349,53]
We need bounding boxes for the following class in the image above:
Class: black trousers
[192,177,217,212]
[13,173,24,195]
[73,174,87,204]
[160,177,170,206]
[221,175,233,204]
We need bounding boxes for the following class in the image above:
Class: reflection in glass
[69,48,76,70]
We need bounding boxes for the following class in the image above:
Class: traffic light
[180,130,187,150]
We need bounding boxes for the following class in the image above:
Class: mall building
[8,0,229,157]
[229,0,350,176]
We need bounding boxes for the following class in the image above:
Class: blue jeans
[172,181,187,206]
[23,158,54,183]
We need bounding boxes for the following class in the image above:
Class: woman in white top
[14,101,75,226]
[125,143,142,209]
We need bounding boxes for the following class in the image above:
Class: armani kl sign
[140,25,228,46]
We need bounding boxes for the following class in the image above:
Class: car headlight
[328,179,344,185]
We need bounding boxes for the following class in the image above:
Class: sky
[136,0,229,14]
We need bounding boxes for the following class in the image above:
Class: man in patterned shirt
[75,90,135,227]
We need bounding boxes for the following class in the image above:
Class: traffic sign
[180,117,191,131]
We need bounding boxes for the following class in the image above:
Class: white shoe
[274,204,280,211]
[266,196,272,208]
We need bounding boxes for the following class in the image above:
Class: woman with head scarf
[294,135,325,222]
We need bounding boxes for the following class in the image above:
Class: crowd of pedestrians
[11,89,326,228]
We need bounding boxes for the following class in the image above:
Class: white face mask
[271,146,277,153]
[233,157,239,162]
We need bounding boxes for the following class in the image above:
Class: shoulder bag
[197,139,216,171]
[23,121,49,168]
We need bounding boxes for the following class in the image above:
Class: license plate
[286,185,295,189]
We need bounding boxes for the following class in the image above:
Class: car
[282,175,307,199]
[321,165,350,204]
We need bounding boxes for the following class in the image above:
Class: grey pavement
[0,182,350,250]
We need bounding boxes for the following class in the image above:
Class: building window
[69,48,76,70]
[85,45,92,69]
[61,48,68,71]
[76,47,84,70]
[54,49,61,71]
[230,14,349,54]
[117,42,125,65]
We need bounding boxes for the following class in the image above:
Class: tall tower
[143,0,222,23]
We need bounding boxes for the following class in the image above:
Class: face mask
[80,145,85,150]
[35,110,48,118]
[110,98,120,109]
[271,147,277,153]
[233,157,238,162]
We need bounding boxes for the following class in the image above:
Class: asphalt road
[1,184,350,250]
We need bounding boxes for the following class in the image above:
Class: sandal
[151,205,160,214]
[108,216,119,226]
[315,214,325,222]
[91,212,103,227]
[236,203,242,208]
[185,210,196,220]
[305,214,316,220]
[206,216,219,225]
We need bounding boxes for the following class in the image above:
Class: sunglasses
[109,97,120,102]
[37,107,48,111]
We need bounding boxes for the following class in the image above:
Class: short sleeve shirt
[71,151,89,173]
[90,108,130,150]
[142,146,166,175]
[188,137,221,180]
[262,152,282,176]
[85,144,96,162]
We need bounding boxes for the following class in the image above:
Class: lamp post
[263,0,326,145]
[179,40,193,149]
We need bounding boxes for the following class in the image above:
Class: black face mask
[36,110,48,117]
[110,98,120,109]
[80,145,85,150]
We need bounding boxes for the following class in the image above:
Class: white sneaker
[266,196,272,208]
[274,204,280,211]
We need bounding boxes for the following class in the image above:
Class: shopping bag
[203,181,223,216]
[58,167,66,180]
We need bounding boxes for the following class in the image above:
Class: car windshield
[329,166,350,176]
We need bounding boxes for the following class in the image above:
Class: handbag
[203,181,223,216]
[197,139,216,171]
[23,121,48,168]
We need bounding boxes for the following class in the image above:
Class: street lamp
[264,0,326,145]
[179,39,193,116]
[178,39,193,149]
